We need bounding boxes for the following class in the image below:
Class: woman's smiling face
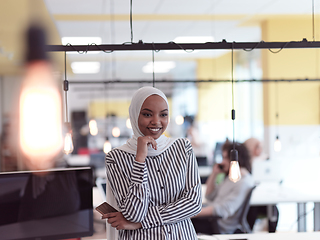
[138,94,169,139]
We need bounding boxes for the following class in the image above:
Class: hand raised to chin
[135,136,157,163]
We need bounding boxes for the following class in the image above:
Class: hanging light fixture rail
[65,78,320,85]
[47,39,320,52]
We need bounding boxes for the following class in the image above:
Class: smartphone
[218,164,223,170]
[95,202,118,215]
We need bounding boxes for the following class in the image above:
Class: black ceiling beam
[46,39,320,52]
[67,78,320,84]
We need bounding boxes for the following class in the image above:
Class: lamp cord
[110,0,116,80]
[275,80,279,136]
[130,0,133,43]
[64,51,69,123]
[104,82,108,139]
[231,43,235,150]
[312,0,315,41]
[152,49,155,87]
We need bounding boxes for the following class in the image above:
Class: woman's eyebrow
[140,108,168,112]
[141,108,152,112]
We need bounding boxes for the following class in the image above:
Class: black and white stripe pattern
[106,138,202,240]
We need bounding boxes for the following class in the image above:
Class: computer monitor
[251,160,283,184]
[196,156,208,166]
[213,142,224,164]
[0,167,94,240]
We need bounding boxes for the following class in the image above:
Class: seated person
[244,137,279,233]
[192,141,254,234]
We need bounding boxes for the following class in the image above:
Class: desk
[197,232,320,240]
[250,182,320,232]
[201,182,320,232]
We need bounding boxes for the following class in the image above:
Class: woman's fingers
[146,136,157,150]
[136,136,157,162]
[142,136,157,149]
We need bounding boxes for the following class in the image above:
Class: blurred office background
[1,0,320,236]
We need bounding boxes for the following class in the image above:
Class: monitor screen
[0,167,94,240]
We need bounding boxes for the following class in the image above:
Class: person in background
[244,137,268,164]
[244,137,279,233]
[191,141,254,234]
[103,86,202,240]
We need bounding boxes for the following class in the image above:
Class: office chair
[237,185,256,233]
[192,186,256,235]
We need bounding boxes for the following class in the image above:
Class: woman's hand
[135,136,157,162]
[103,212,142,230]
[205,164,223,197]
[212,163,223,175]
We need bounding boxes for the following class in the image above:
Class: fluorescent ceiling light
[61,37,102,54]
[165,36,214,54]
[142,61,176,73]
[173,36,214,43]
[71,62,101,74]
[62,37,102,45]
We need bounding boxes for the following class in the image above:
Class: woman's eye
[143,113,151,117]
[161,113,168,117]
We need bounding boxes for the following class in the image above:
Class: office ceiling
[44,0,314,80]
[0,0,317,98]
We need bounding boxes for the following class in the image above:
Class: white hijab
[106,86,176,239]
[116,86,176,156]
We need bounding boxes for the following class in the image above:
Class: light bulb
[19,61,63,170]
[112,126,121,138]
[63,132,74,155]
[103,140,112,154]
[126,118,132,129]
[89,119,98,136]
[229,161,241,183]
[175,115,184,125]
[274,136,281,152]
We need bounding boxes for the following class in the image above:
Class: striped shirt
[106,138,202,240]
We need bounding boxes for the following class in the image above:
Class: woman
[192,141,254,234]
[104,86,202,239]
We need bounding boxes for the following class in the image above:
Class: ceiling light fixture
[142,61,176,73]
[175,115,184,125]
[61,37,102,45]
[126,118,132,129]
[103,137,112,154]
[19,24,63,170]
[63,51,74,155]
[112,126,120,138]
[103,81,112,154]
[89,119,98,136]
[274,81,281,152]
[229,44,241,183]
[71,62,101,74]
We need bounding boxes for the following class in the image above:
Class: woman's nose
[151,116,160,124]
